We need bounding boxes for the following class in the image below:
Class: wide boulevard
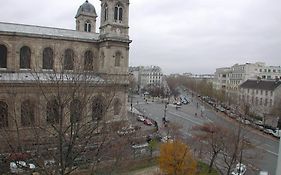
[132,94,279,175]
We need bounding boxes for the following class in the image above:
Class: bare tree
[192,123,228,173]
[0,61,129,175]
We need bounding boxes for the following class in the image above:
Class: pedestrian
[155,121,158,131]
[195,112,197,117]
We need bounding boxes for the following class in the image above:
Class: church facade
[0,0,131,150]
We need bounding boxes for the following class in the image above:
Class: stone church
[0,0,131,150]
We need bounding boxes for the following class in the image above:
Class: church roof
[240,79,281,91]
[0,22,99,42]
[75,0,97,18]
[0,72,105,84]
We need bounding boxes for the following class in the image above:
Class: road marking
[256,145,278,156]
[168,111,203,125]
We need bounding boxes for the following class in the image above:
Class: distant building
[129,66,163,90]
[214,62,281,91]
[239,79,281,121]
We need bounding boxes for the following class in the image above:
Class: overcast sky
[0,0,280,74]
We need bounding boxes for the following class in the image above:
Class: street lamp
[163,102,168,124]
[276,134,281,175]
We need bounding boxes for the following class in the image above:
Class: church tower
[99,0,129,39]
[98,0,131,75]
[75,0,97,33]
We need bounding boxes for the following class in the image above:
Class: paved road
[132,95,279,175]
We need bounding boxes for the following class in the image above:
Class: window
[255,97,258,106]
[114,4,123,22]
[104,3,108,21]
[84,50,94,71]
[64,49,74,70]
[0,45,7,68]
[0,101,8,128]
[92,96,105,121]
[20,46,31,69]
[70,99,82,123]
[100,51,105,68]
[259,98,262,106]
[46,99,59,124]
[21,100,35,127]
[84,20,91,32]
[43,47,53,69]
[264,98,268,107]
[114,52,121,67]
[113,99,122,115]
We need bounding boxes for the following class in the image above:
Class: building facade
[129,66,164,90]
[0,0,131,149]
[214,62,281,91]
[239,80,281,120]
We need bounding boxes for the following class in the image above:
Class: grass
[197,161,219,175]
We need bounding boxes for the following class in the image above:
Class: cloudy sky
[0,0,280,74]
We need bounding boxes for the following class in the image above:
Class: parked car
[117,125,136,135]
[144,119,153,126]
[259,171,269,175]
[231,163,246,175]
[137,115,145,122]
[10,161,36,174]
[272,130,281,138]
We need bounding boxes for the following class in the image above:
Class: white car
[259,171,269,175]
[137,115,145,122]
[117,125,136,135]
[231,163,246,175]
[10,161,35,173]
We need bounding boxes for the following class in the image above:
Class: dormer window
[84,21,91,32]
[114,4,123,22]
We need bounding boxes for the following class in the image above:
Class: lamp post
[162,102,168,124]
[130,92,133,113]
[276,133,281,175]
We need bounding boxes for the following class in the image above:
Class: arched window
[70,99,82,123]
[84,20,91,32]
[0,45,7,68]
[113,99,122,115]
[46,99,59,124]
[64,49,74,70]
[84,50,94,71]
[114,52,121,67]
[92,96,105,121]
[20,46,31,69]
[114,4,123,22]
[104,4,108,21]
[21,100,35,127]
[119,7,123,21]
[43,47,53,69]
[0,101,8,128]
[100,51,105,68]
